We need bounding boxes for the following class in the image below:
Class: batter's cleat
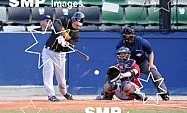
[142,96,148,101]
[64,93,73,100]
[48,96,60,102]
[160,93,169,101]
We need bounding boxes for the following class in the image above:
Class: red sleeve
[131,62,141,88]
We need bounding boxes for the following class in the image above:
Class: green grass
[0,109,187,113]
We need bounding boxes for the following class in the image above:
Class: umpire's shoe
[64,93,73,100]
[160,92,169,101]
[48,96,60,102]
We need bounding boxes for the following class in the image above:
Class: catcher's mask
[107,66,121,82]
[71,12,85,26]
[116,47,131,62]
[121,26,135,44]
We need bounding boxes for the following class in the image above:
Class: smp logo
[85,107,121,113]
[9,0,45,7]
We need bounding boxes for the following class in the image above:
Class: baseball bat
[74,49,90,60]
[66,44,89,60]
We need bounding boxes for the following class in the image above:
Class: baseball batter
[96,47,146,100]
[42,12,85,102]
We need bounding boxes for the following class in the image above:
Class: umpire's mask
[121,27,135,44]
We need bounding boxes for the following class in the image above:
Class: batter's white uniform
[42,14,83,99]
[42,47,67,96]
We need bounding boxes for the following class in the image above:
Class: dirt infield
[0,86,186,111]
[0,97,187,111]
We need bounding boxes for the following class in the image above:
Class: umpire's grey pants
[139,59,168,93]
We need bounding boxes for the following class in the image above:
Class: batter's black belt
[44,46,61,52]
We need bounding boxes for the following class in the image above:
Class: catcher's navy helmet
[116,47,131,62]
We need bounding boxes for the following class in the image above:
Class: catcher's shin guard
[105,92,114,100]
[95,90,114,100]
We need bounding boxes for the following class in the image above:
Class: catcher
[96,47,147,100]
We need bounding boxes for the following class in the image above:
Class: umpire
[116,26,169,101]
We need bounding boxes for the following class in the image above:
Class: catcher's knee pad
[104,81,117,93]
[121,81,135,96]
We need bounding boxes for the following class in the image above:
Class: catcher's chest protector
[116,59,135,73]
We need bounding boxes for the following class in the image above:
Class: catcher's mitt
[106,66,121,82]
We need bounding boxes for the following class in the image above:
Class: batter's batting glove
[61,41,69,47]
[58,35,65,44]
[58,36,69,47]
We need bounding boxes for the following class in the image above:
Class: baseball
[94,70,99,75]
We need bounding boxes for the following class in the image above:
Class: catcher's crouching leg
[104,81,117,100]
[96,81,116,100]
[121,81,147,101]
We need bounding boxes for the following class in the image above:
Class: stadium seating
[7,7,31,25]
[1,0,186,32]
[150,0,159,5]
[78,25,99,31]
[27,26,41,31]
[148,6,159,25]
[78,6,101,25]
[171,6,187,25]
[0,0,9,6]
[99,25,122,31]
[145,25,159,29]
[127,0,150,6]
[104,0,127,6]
[55,7,77,19]
[171,25,187,30]
[125,6,147,25]
[31,7,54,24]
[102,6,124,25]
[0,7,7,23]
[172,0,187,6]
[3,26,26,32]
[82,0,103,6]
